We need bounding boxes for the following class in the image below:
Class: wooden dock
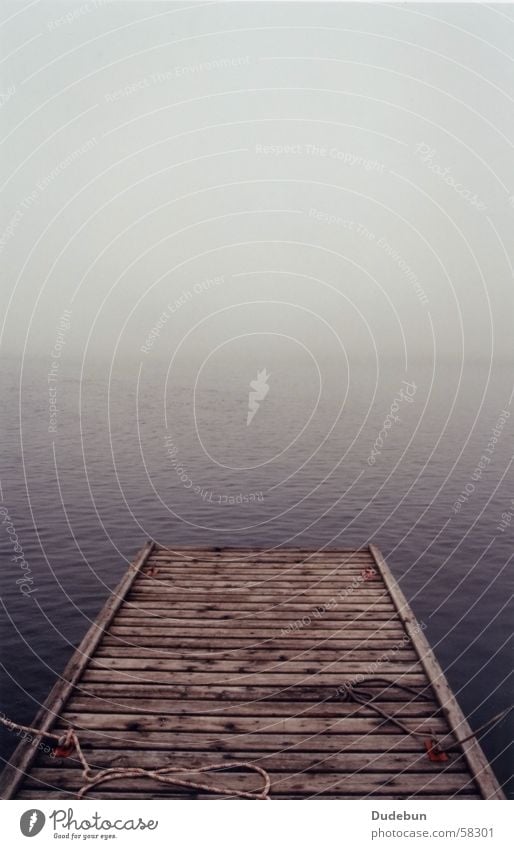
[0,542,504,799]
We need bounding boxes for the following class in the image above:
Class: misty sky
[1,1,513,368]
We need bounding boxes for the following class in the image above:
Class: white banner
[1,799,510,849]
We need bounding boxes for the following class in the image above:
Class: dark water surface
[0,356,512,796]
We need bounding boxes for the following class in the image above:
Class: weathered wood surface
[0,544,504,800]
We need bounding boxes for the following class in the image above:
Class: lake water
[0,355,512,796]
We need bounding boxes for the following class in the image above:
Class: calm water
[0,355,512,796]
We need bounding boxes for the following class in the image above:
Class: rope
[439,704,514,750]
[338,678,514,753]
[0,716,270,800]
[338,677,435,741]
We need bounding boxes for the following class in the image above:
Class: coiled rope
[0,716,271,799]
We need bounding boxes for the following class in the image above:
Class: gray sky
[1,1,513,366]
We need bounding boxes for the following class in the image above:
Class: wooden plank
[121,610,396,623]
[129,585,386,594]
[145,556,374,563]
[32,748,463,773]
[106,625,407,639]
[16,789,480,800]
[149,548,372,553]
[113,609,396,623]
[150,549,371,558]
[151,554,372,559]
[143,560,374,567]
[157,576,377,582]
[0,540,155,800]
[108,624,398,636]
[141,580,377,589]
[129,585,385,594]
[142,569,375,578]
[369,544,505,800]
[141,563,377,570]
[114,613,399,624]
[128,588,383,599]
[23,769,475,796]
[145,570,373,576]
[147,563,373,571]
[102,634,408,648]
[144,555,374,563]
[100,637,410,650]
[16,790,481,800]
[133,577,376,586]
[118,601,394,614]
[126,593,390,604]
[119,608,390,622]
[124,592,389,603]
[94,647,418,661]
[87,657,423,674]
[68,683,433,702]
[145,568,374,574]
[25,728,457,753]
[112,614,396,627]
[145,564,376,570]
[141,580,374,589]
[56,713,448,735]
[121,597,394,608]
[65,697,439,718]
[82,670,429,686]
[125,590,389,614]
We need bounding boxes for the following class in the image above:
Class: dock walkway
[0,543,504,799]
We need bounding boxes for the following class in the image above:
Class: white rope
[0,716,271,799]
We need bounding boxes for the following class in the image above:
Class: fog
[1,1,513,370]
